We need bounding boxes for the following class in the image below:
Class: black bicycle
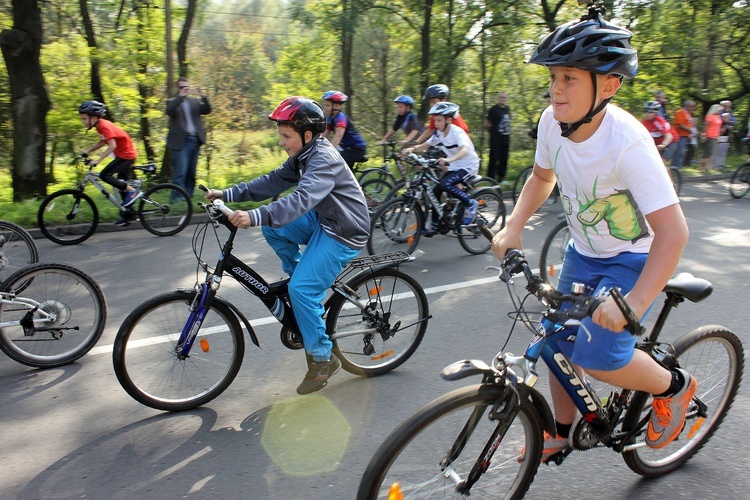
[368,154,506,256]
[112,196,431,411]
[539,218,570,289]
[358,222,742,499]
[729,160,750,199]
[38,157,193,245]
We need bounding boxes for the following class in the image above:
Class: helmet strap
[558,73,611,138]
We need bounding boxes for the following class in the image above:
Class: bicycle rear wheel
[138,183,193,236]
[37,189,99,245]
[0,220,39,284]
[358,167,396,187]
[512,166,533,205]
[367,198,423,255]
[326,267,429,377]
[357,384,543,500]
[112,290,244,411]
[0,263,107,368]
[669,166,682,198]
[729,162,750,199]
[458,188,506,255]
[539,219,570,288]
[621,327,743,477]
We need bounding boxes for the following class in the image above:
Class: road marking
[702,229,750,241]
[90,272,510,356]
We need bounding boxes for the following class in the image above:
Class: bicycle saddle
[663,273,713,303]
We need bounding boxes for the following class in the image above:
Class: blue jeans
[262,211,361,362]
[671,136,690,168]
[171,135,200,198]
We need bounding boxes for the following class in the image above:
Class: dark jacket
[165,95,211,149]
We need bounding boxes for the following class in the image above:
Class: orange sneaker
[647,368,698,449]
[517,431,569,464]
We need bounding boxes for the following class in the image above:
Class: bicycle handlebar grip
[608,287,645,336]
[213,199,235,217]
[198,184,209,193]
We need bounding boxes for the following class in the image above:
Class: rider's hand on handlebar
[203,189,224,201]
[491,227,522,263]
[228,210,252,229]
[591,294,629,332]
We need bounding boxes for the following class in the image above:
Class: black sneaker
[296,357,341,395]
[114,217,131,227]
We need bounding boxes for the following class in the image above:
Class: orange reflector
[372,349,394,361]
[549,265,556,277]
[687,416,706,439]
[200,338,210,352]
[478,199,486,207]
[388,483,404,500]
[369,286,382,296]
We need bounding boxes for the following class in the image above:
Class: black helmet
[528,7,638,79]
[422,84,449,101]
[269,96,326,134]
[428,102,459,118]
[78,100,107,117]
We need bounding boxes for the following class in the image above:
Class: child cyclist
[402,102,480,234]
[204,97,370,395]
[321,90,367,168]
[79,100,142,226]
[491,4,696,461]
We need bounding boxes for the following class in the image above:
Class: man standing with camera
[166,77,211,198]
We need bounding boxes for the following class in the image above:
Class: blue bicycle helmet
[78,100,107,117]
[422,84,449,101]
[393,95,415,107]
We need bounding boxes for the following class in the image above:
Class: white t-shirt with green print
[535,104,679,259]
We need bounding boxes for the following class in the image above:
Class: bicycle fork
[175,282,215,359]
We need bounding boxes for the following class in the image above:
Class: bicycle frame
[0,293,67,334]
[77,170,128,209]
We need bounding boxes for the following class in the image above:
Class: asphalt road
[1,178,749,499]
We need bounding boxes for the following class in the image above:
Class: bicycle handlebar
[476,219,644,335]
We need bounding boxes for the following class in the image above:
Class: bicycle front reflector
[200,338,210,352]
[372,350,394,361]
[388,482,404,500]
[369,286,382,296]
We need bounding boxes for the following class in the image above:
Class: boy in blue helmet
[380,95,423,145]
[492,4,696,462]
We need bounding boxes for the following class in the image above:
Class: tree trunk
[79,0,108,117]
[177,0,197,77]
[0,0,50,201]
[341,0,354,115]
[418,0,434,120]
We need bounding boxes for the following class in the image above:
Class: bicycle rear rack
[347,251,410,270]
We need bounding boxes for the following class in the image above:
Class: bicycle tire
[358,167,396,187]
[538,219,570,288]
[669,166,682,198]
[458,188,507,255]
[729,162,750,199]
[383,179,406,203]
[138,183,193,236]
[512,166,533,205]
[38,189,99,245]
[113,290,244,411]
[367,197,424,256]
[326,267,429,377]
[621,327,743,477]
[0,220,39,284]
[359,178,395,215]
[0,263,107,368]
[357,384,543,500]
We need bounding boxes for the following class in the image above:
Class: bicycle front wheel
[138,183,193,236]
[621,327,743,477]
[112,291,244,411]
[0,220,39,284]
[729,162,750,199]
[360,178,395,216]
[357,384,543,500]
[358,167,396,187]
[327,267,429,377]
[38,189,99,245]
[458,188,506,255]
[367,198,424,255]
[0,263,107,368]
[539,219,570,288]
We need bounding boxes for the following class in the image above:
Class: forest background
[1,0,749,223]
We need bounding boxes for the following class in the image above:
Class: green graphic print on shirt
[561,176,650,255]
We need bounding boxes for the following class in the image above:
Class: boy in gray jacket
[205,96,369,395]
